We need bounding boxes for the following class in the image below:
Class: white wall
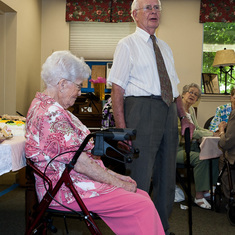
[159,0,203,93]
[41,0,69,66]
[0,4,16,115]
[41,0,69,90]
[0,0,41,116]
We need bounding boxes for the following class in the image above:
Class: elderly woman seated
[25,51,164,235]
[177,83,219,209]
[209,88,235,132]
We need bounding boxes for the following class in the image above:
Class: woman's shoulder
[218,103,231,111]
[189,106,196,115]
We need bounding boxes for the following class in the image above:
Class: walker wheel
[214,188,223,212]
[227,202,235,226]
[48,224,58,233]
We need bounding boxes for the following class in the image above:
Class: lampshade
[212,49,235,67]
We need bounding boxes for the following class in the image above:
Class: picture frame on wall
[202,73,220,94]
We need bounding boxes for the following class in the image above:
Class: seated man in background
[177,83,219,209]
[209,88,235,132]
[218,109,235,201]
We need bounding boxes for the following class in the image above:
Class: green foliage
[204,22,235,44]
[203,22,235,94]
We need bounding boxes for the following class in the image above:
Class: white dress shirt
[108,27,180,98]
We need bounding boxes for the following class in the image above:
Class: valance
[200,0,235,23]
[66,0,133,23]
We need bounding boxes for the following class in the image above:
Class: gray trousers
[124,96,178,232]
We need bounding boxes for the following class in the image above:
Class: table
[0,136,26,176]
[199,136,222,160]
[199,136,222,210]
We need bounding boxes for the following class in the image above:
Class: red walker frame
[25,129,137,235]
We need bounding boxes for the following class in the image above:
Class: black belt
[127,95,176,102]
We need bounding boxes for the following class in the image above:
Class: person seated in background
[177,83,219,209]
[101,96,115,129]
[209,88,235,132]
[25,50,164,235]
[101,96,126,175]
[218,109,235,201]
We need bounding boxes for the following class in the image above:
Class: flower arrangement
[89,77,106,84]
[90,77,106,100]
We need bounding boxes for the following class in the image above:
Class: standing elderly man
[108,0,194,234]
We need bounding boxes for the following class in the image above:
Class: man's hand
[181,117,195,139]
[175,95,195,139]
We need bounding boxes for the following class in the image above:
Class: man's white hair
[131,0,162,20]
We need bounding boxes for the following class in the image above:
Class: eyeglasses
[136,5,162,12]
[70,81,83,91]
[188,91,199,97]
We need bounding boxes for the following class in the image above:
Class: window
[202,22,235,94]
[69,21,136,60]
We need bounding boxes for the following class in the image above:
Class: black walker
[214,153,235,226]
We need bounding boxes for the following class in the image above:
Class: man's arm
[175,95,195,139]
[219,111,235,150]
[111,83,126,128]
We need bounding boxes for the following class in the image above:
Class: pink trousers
[52,188,164,235]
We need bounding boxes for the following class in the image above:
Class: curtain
[66,0,133,23]
[111,0,133,22]
[200,0,235,23]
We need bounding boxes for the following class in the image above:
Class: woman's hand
[108,169,137,185]
[74,152,137,193]
[120,180,137,193]
[107,169,137,192]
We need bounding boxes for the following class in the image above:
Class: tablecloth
[199,136,222,160]
[0,136,26,176]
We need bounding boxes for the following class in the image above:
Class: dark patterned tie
[150,35,173,106]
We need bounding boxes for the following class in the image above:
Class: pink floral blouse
[25,92,116,206]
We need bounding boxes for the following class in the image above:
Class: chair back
[26,158,53,192]
[204,116,214,129]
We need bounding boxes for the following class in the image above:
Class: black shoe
[169,233,175,235]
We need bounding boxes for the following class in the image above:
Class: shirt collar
[135,27,157,43]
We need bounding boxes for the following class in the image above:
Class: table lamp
[212,48,235,94]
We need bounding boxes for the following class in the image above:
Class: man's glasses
[136,5,162,12]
